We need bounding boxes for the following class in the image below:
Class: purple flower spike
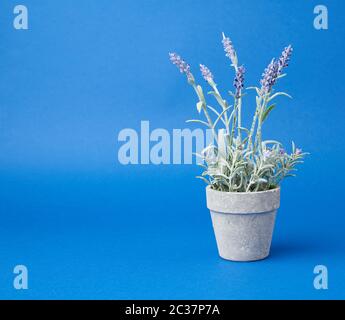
[233,65,245,98]
[260,45,293,95]
[222,33,237,66]
[169,52,193,81]
[260,59,279,95]
[199,64,214,82]
[278,45,293,74]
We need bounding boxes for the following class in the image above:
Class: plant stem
[192,84,218,144]
[247,96,262,153]
[254,95,269,154]
[204,107,218,144]
[230,108,237,144]
[212,85,230,135]
[237,97,242,141]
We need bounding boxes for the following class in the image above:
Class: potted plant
[169,33,307,261]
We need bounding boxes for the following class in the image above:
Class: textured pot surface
[206,186,280,262]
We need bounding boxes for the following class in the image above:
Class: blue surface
[0,0,344,299]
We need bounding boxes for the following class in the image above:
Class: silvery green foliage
[169,35,307,192]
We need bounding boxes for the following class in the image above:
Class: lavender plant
[169,35,307,192]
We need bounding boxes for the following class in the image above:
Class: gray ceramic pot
[206,186,280,262]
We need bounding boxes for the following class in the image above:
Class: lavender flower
[260,45,293,95]
[260,59,279,95]
[169,52,193,82]
[233,65,245,98]
[222,33,237,67]
[278,45,293,74]
[199,64,214,82]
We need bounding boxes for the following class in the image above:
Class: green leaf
[196,101,204,113]
[261,104,276,122]
[255,96,261,106]
[242,137,249,145]
[196,163,207,169]
[196,176,210,184]
[208,91,227,109]
[247,86,261,96]
[196,85,204,96]
[192,152,205,159]
[238,127,250,135]
[228,90,235,98]
[226,107,237,125]
[206,105,227,126]
[268,92,292,102]
[214,173,230,180]
[262,140,282,147]
[186,119,210,127]
[260,164,275,171]
[195,85,206,103]
[212,106,232,128]
[206,105,221,116]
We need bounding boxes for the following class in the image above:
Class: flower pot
[206,186,280,261]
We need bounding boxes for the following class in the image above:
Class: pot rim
[206,185,280,195]
[206,185,280,214]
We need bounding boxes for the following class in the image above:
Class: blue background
[0,0,344,299]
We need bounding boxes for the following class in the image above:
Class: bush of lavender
[169,33,307,192]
